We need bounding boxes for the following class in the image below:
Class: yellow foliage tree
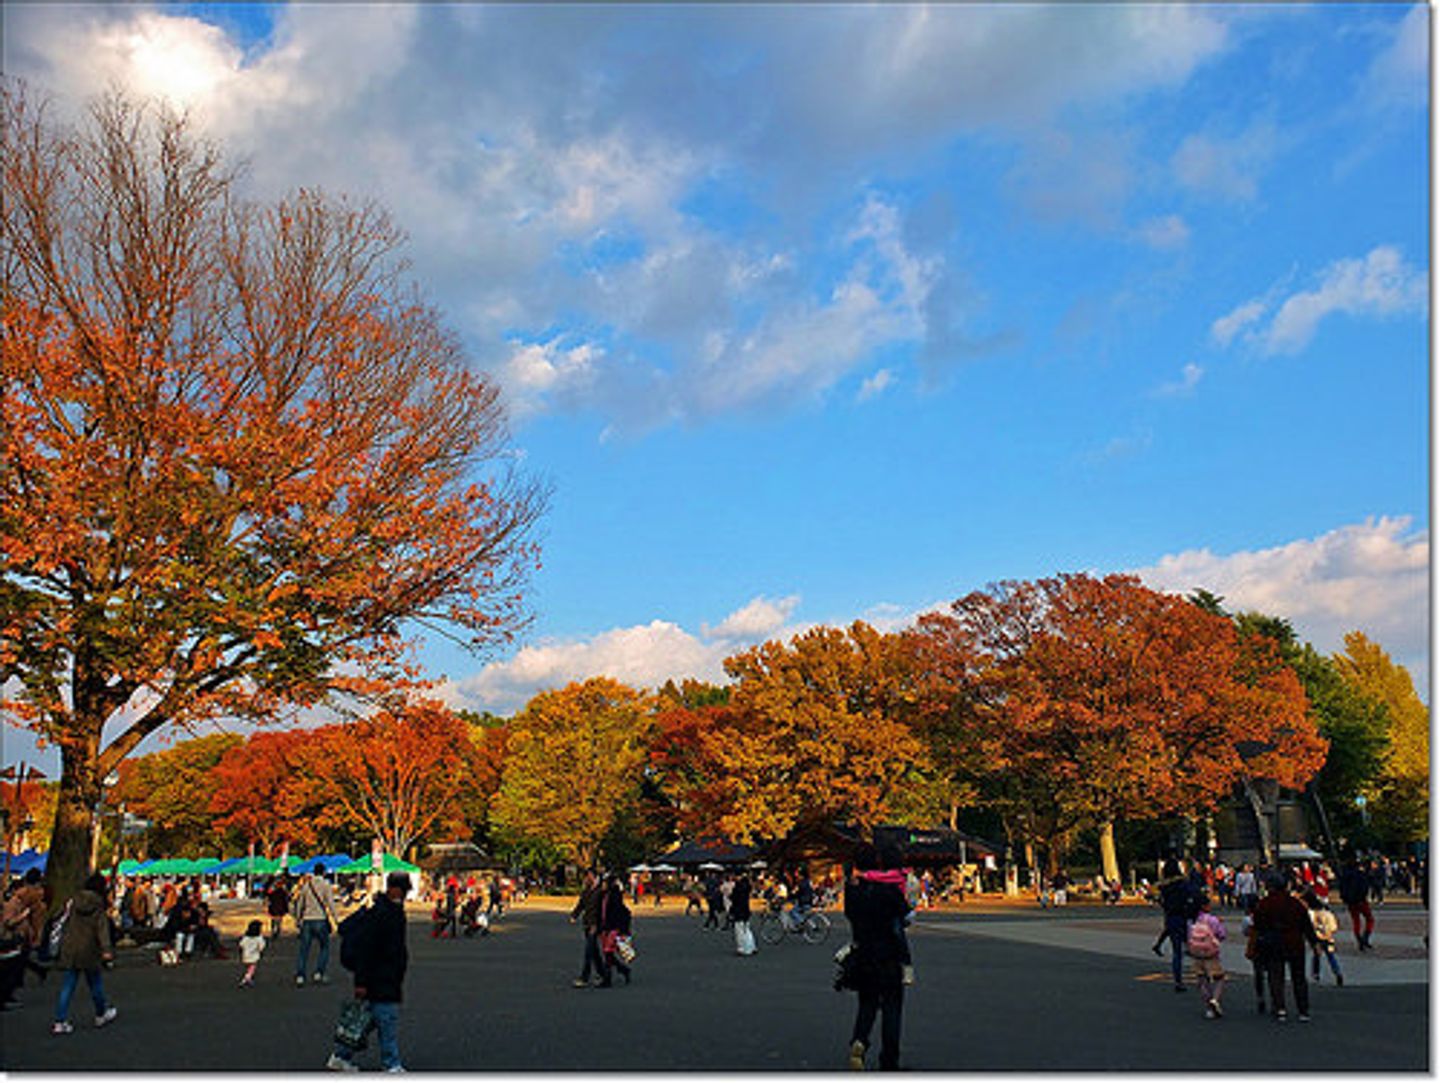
[490,678,654,868]
[709,622,929,845]
[1333,631,1429,844]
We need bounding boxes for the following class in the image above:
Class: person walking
[1186,894,1227,1019]
[844,844,911,1071]
[1157,860,1196,992]
[1,868,50,1008]
[238,919,267,987]
[730,871,756,956]
[50,873,118,1035]
[1304,891,1343,986]
[569,870,608,988]
[1253,875,1318,1023]
[294,865,339,986]
[598,874,633,986]
[267,876,290,939]
[327,870,411,1073]
[703,874,724,929]
[1338,858,1375,951]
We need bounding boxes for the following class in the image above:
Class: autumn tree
[208,729,320,856]
[690,623,930,848]
[291,701,484,856]
[914,575,1325,879]
[1333,631,1428,846]
[114,733,242,857]
[0,86,545,903]
[490,678,655,869]
[1,779,57,853]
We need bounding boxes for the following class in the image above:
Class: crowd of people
[0,844,1426,1071]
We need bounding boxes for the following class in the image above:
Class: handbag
[599,929,619,954]
[833,942,860,991]
[615,935,636,965]
[334,998,374,1051]
[42,900,72,961]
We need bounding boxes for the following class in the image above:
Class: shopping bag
[334,998,373,1051]
[616,935,636,965]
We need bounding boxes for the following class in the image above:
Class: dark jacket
[1253,891,1318,959]
[730,877,752,922]
[1158,876,1195,920]
[844,878,910,990]
[354,894,409,1003]
[600,884,632,936]
[571,882,602,932]
[56,889,113,972]
[1338,865,1370,906]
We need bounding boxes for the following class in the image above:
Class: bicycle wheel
[758,912,785,945]
[802,912,831,945]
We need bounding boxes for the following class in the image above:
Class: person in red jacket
[1253,875,1319,1023]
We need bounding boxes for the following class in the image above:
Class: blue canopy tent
[292,853,354,876]
[6,849,46,875]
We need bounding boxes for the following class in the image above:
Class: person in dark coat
[1338,859,1375,950]
[598,875,633,986]
[569,870,608,987]
[1157,859,1195,992]
[844,844,911,1071]
[50,873,117,1034]
[327,871,410,1072]
[1253,874,1318,1022]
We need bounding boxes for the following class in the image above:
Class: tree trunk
[1099,820,1121,883]
[46,738,103,917]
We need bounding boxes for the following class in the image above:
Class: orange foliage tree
[0,87,545,903]
[685,623,929,847]
[291,702,485,857]
[208,730,321,857]
[912,574,1325,877]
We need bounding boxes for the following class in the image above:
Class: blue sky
[3,3,1429,761]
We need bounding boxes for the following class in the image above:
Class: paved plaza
[2,897,1428,1072]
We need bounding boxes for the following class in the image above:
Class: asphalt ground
[1,898,1428,1072]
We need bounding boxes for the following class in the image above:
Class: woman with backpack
[1186,894,1227,1019]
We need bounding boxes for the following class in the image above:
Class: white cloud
[1214,247,1426,355]
[3,4,1242,434]
[1210,298,1268,347]
[1361,6,1427,111]
[1171,121,1279,202]
[1134,214,1191,250]
[1151,362,1204,398]
[857,369,895,402]
[440,594,807,714]
[704,595,801,640]
[1133,516,1429,692]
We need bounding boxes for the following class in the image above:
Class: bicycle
[757,901,831,945]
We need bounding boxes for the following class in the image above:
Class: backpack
[337,905,376,972]
[1186,918,1220,959]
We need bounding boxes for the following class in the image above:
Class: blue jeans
[295,920,331,978]
[1165,915,1187,985]
[54,968,108,1023]
[334,1000,402,1069]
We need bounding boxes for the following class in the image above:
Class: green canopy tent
[336,853,420,876]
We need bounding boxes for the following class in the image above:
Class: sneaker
[1173,983,1186,993]
[1275,1009,1288,1023]
[314,973,330,985]
[848,1040,867,1071]
[295,975,306,986]
[1209,998,1223,1018]
[901,964,915,986]
[95,1006,118,1028]
[1204,1005,1217,1020]
[1151,944,1163,957]
[384,1067,407,1074]
[1297,1013,1311,1023]
[51,1021,73,1035]
[326,1053,359,1073]
[572,978,588,988]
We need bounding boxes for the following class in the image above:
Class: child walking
[1305,891,1344,986]
[238,920,266,987]
[1186,894,1227,1019]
